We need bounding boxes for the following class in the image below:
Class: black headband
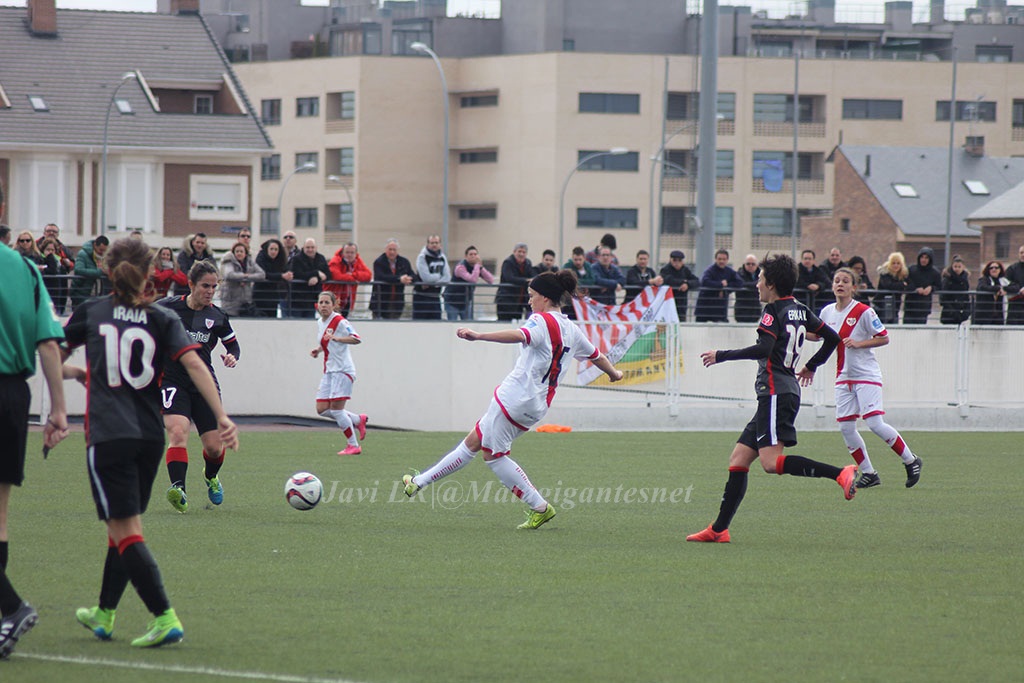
[530,274,565,303]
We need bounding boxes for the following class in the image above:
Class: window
[261,155,281,181]
[261,99,281,126]
[976,45,1012,63]
[716,150,735,178]
[393,22,432,55]
[661,206,695,235]
[194,94,213,115]
[339,148,354,176]
[189,174,248,221]
[577,150,639,172]
[842,99,903,120]
[963,180,990,195]
[754,94,814,123]
[295,152,318,171]
[563,39,575,51]
[753,151,815,180]
[458,207,497,220]
[233,13,250,33]
[840,218,850,233]
[667,92,735,121]
[752,208,800,237]
[460,94,498,108]
[295,208,318,228]
[364,25,382,54]
[28,95,48,111]
[114,98,133,115]
[578,93,640,114]
[892,183,918,198]
[340,91,355,119]
[715,207,733,235]
[296,97,319,117]
[459,150,498,163]
[325,203,353,233]
[663,150,692,176]
[996,231,1010,259]
[576,208,638,229]
[1014,100,1024,127]
[261,208,279,235]
[936,100,996,122]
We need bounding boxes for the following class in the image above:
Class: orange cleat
[686,524,730,543]
[338,445,362,456]
[837,465,857,501]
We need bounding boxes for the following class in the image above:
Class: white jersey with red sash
[317,312,358,377]
[819,299,886,385]
[493,311,599,428]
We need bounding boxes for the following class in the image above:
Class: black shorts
[737,393,800,451]
[161,380,219,435]
[87,439,164,520]
[0,376,30,486]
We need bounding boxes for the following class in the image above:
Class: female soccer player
[311,291,367,455]
[817,267,922,489]
[401,270,623,529]
[158,260,240,513]
[63,238,238,647]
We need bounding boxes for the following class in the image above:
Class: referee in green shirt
[0,181,69,658]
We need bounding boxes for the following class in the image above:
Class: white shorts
[316,371,353,402]
[475,397,534,457]
[835,382,884,422]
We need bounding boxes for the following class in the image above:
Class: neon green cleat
[402,470,421,497]
[205,475,224,505]
[517,504,557,530]
[166,485,188,513]
[76,606,115,640]
[130,608,183,648]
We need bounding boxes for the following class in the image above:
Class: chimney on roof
[965,136,985,157]
[930,0,945,25]
[27,0,57,37]
[171,0,200,15]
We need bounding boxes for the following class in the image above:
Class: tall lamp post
[275,162,316,235]
[558,148,629,264]
[649,155,691,258]
[327,174,356,243]
[410,41,449,257]
[100,71,137,235]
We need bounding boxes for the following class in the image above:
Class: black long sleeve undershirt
[715,321,839,371]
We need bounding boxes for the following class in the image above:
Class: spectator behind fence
[173,233,215,296]
[38,237,66,310]
[734,254,762,323]
[69,235,109,308]
[14,230,44,267]
[254,238,293,318]
[796,249,830,312]
[37,224,74,312]
[624,249,663,301]
[973,260,1006,326]
[446,245,493,321]
[0,224,9,246]
[939,256,972,325]
[847,255,874,305]
[590,247,625,305]
[904,247,942,324]
[659,250,698,322]
[495,243,533,321]
[875,252,908,325]
[695,249,743,322]
[585,232,618,265]
[288,239,329,319]
[534,249,559,276]
[219,241,265,317]
[564,246,595,318]
[326,243,372,318]
[817,247,846,311]
[370,239,414,320]
[412,235,451,320]
[1004,245,1024,325]
[151,246,188,299]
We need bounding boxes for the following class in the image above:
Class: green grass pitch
[5,429,1021,683]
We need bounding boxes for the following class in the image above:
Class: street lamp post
[275,162,316,235]
[558,148,629,264]
[649,121,698,261]
[100,71,137,235]
[327,174,356,243]
[410,41,449,257]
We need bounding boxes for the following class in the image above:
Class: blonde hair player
[400,270,623,529]
[311,291,367,455]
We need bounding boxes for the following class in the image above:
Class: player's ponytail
[106,237,155,308]
[529,269,578,307]
[555,268,579,299]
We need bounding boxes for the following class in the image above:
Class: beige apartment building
[236,52,1024,269]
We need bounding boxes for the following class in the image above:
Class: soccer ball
[285,472,323,511]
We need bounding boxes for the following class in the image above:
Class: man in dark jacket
[624,249,663,300]
[695,249,744,322]
[495,243,533,321]
[370,239,414,320]
[287,238,329,318]
[590,247,626,305]
[174,232,216,296]
[412,235,451,320]
[904,246,942,324]
[1003,245,1024,325]
[795,249,830,312]
[659,250,698,321]
[733,254,762,323]
[69,235,109,308]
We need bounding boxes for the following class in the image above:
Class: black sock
[168,461,188,492]
[0,568,22,616]
[0,541,7,571]
[99,545,130,611]
[119,540,170,617]
[782,455,842,480]
[712,468,748,533]
[203,449,224,480]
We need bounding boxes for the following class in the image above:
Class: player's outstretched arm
[457,328,526,344]
[181,350,239,451]
[592,353,623,382]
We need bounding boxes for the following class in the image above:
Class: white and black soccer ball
[285,472,323,511]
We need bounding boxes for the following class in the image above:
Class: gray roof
[838,145,1024,237]
[967,180,1024,221]
[0,8,271,152]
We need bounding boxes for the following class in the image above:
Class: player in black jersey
[62,238,238,647]
[157,261,239,513]
[687,254,857,544]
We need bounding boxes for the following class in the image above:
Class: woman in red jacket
[151,247,188,298]
[325,243,371,318]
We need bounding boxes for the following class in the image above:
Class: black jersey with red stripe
[752,296,827,396]
[156,295,238,384]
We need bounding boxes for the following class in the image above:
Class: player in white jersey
[817,268,922,489]
[311,291,367,455]
[400,270,623,529]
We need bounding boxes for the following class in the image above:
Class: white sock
[416,441,475,487]
[328,409,357,446]
[865,415,915,464]
[486,456,547,511]
[346,410,362,427]
[839,421,874,474]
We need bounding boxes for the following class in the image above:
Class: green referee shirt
[0,246,65,376]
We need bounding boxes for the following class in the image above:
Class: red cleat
[686,524,730,543]
[357,414,368,442]
[338,445,362,456]
[837,465,857,501]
